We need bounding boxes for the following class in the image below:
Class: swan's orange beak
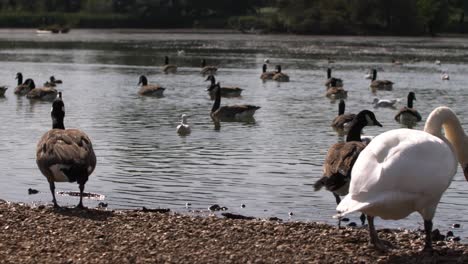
[464,166,468,181]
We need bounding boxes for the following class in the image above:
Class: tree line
[0,0,466,35]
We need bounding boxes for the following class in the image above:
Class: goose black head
[50,76,56,82]
[338,99,345,115]
[327,68,332,79]
[138,75,148,86]
[346,110,382,142]
[16,72,23,85]
[51,92,65,129]
[372,69,377,81]
[24,79,35,89]
[201,59,206,67]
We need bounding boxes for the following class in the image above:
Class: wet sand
[0,200,467,263]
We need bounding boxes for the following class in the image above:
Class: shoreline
[1,200,467,263]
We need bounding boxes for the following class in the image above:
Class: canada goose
[372,98,397,108]
[162,56,177,74]
[272,65,289,82]
[210,82,260,122]
[36,92,96,208]
[441,72,449,80]
[0,86,7,96]
[391,58,403,65]
[138,75,165,97]
[336,106,468,252]
[370,69,393,91]
[206,75,242,98]
[325,68,343,88]
[44,76,62,87]
[331,99,355,131]
[260,64,275,80]
[26,80,58,100]
[326,78,347,99]
[176,114,191,135]
[201,59,218,75]
[14,73,34,95]
[394,92,421,125]
[315,110,382,226]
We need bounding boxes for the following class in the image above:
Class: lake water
[1,29,468,238]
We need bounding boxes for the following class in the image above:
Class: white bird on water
[177,114,191,135]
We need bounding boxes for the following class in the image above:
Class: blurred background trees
[0,0,465,35]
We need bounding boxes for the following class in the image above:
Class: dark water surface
[1,29,468,238]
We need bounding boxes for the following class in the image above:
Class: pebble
[28,188,39,195]
[452,223,461,228]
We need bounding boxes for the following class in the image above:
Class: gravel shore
[1,200,467,264]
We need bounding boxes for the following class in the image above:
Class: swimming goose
[14,73,34,95]
[394,92,421,125]
[200,59,218,75]
[325,68,343,88]
[36,92,96,208]
[0,86,7,96]
[272,65,290,82]
[138,75,165,97]
[44,76,62,87]
[331,99,355,131]
[336,106,468,252]
[326,78,347,99]
[162,56,177,74]
[370,69,393,91]
[372,98,397,108]
[206,75,242,98]
[26,80,58,101]
[176,114,191,135]
[210,82,260,122]
[260,64,276,80]
[315,110,382,226]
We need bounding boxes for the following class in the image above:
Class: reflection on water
[0,29,468,238]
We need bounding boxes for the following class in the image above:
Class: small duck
[206,75,242,98]
[372,98,397,108]
[26,80,58,101]
[138,75,165,97]
[176,114,191,136]
[201,59,218,75]
[162,56,177,74]
[370,69,393,91]
[260,64,276,80]
[210,82,260,122]
[395,92,422,125]
[44,76,62,87]
[14,72,34,95]
[0,86,7,96]
[325,68,343,88]
[441,72,450,80]
[272,65,290,82]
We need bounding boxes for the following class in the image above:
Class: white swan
[336,106,468,252]
[176,114,191,135]
[372,98,397,108]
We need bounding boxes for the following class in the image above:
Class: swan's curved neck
[425,107,467,163]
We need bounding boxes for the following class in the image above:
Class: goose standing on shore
[201,59,218,75]
[206,75,242,98]
[315,110,382,226]
[210,82,260,122]
[14,73,34,95]
[260,64,275,80]
[138,75,165,97]
[176,114,191,136]
[370,69,393,91]
[26,80,58,100]
[36,92,96,208]
[336,106,468,251]
[331,99,355,131]
[162,56,177,74]
[394,92,421,125]
[272,65,290,82]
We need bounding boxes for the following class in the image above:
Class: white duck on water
[176,114,191,136]
[336,106,468,252]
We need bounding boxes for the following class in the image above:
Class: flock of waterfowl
[2,55,466,253]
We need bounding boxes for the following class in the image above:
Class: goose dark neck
[372,69,377,81]
[407,95,414,108]
[52,115,65,129]
[338,100,345,115]
[262,64,267,73]
[17,74,23,85]
[327,68,331,79]
[165,56,169,65]
[211,85,221,113]
[346,119,365,142]
[209,76,215,86]
[276,65,282,73]
[202,59,206,67]
[140,76,148,86]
